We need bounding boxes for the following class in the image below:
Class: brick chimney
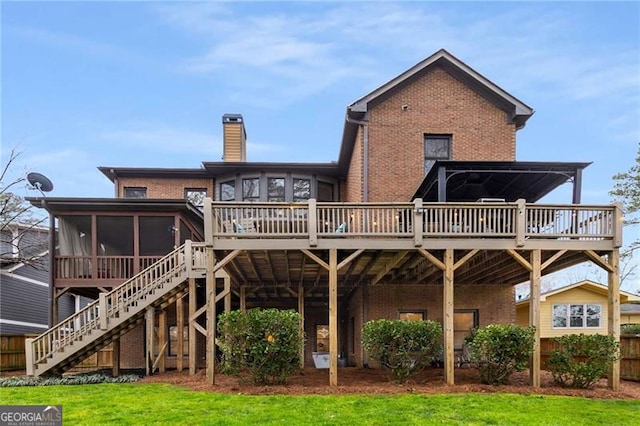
[222,113,246,162]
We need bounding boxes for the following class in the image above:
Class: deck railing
[207,199,621,244]
[27,242,207,375]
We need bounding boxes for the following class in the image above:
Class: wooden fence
[540,336,640,381]
[1,335,113,372]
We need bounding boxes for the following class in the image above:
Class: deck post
[224,275,231,313]
[206,246,216,385]
[99,292,108,330]
[112,338,120,377]
[240,286,247,312]
[298,282,305,369]
[443,248,455,385]
[25,338,34,376]
[145,307,154,376]
[308,199,318,247]
[608,249,621,390]
[413,198,423,247]
[515,199,526,247]
[529,249,541,387]
[158,310,167,373]
[176,296,184,372]
[188,277,197,375]
[329,248,338,386]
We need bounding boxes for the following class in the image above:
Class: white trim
[0,270,49,287]
[0,318,48,329]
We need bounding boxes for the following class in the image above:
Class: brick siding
[365,66,517,202]
[118,177,214,200]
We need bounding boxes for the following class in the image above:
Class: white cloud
[153,2,639,110]
[6,25,142,65]
[100,126,222,158]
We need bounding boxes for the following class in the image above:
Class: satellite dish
[27,172,54,195]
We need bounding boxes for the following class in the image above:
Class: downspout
[46,201,55,327]
[345,114,369,202]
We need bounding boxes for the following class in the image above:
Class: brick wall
[117,177,214,199]
[346,283,515,367]
[343,126,364,202]
[365,66,517,202]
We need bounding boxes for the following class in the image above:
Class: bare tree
[0,148,48,267]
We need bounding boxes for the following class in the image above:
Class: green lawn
[2,383,639,425]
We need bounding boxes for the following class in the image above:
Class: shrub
[362,319,442,383]
[467,324,535,385]
[217,308,304,385]
[547,334,619,389]
[621,324,640,336]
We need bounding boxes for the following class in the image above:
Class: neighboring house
[621,303,640,326]
[0,223,87,334]
[516,280,640,338]
[0,223,54,336]
[25,49,623,389]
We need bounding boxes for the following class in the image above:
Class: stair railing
[26,242,204,375]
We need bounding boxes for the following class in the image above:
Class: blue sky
[2,2,639,288]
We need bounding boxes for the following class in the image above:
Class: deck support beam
[176,296,184,372]
[298,283,305,369]
[206,246,217,385]
[145,307,154,376]
[529,249,541,387]
[188,278,197,375]
[158,310,167,373]
[608,249,620,391]
[329,248,338,386]
[443,248,455,385]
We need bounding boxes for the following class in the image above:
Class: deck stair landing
[26,242,207,377]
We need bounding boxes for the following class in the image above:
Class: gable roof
[337,49,535,174]
[516,280,640,307]
[348,49,534,126]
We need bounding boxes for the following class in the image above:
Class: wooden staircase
[26,242,207,377]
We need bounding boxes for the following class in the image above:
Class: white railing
[208,200,618,242]
[27,241,207,375]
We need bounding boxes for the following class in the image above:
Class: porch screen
[140,216,175,256]
[58,216,92,278]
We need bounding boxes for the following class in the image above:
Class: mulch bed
[138,367,640,400]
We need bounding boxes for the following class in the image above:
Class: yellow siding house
[516,280,640,338]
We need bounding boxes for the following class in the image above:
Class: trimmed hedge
[217,308,304,385]
[362,319,442,383]
[621,324,640,336]
[467,324,535,385]
[547,334,619,389]
[0,373,140,387]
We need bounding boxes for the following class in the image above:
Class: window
[399,310,426,321]
[267,178,285,202]
[317,181,334,202]
[424,134,451,174]
[124,187,147,198]
[242,178,260,201]
[293,178,310,202]
[220,180,235,201]
[553,304,602,328]
[185,188,207,207]
[168,325,189,356]
[454,310,478,350]
[316,324,329,352]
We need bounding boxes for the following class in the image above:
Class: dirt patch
[138,367,640,399]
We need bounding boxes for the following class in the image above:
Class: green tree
[610,143,640,289]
